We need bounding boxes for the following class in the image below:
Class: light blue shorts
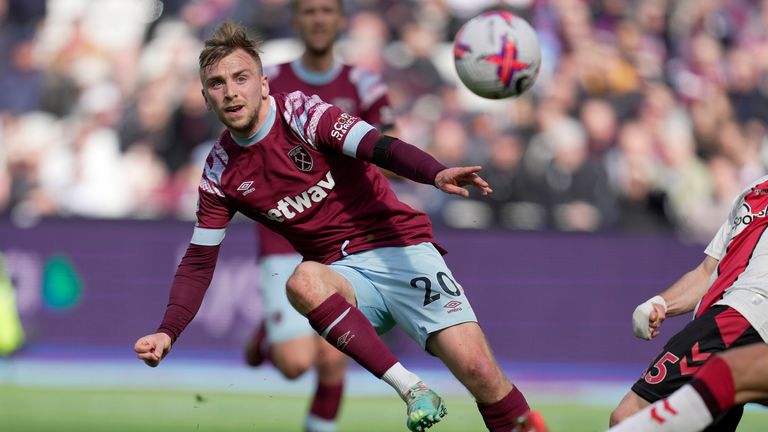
[259,254,315,344]
[329,242,478,350]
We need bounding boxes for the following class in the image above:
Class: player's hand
[632,295,667,340]
[435,166,493,197]
[134,332,172,367]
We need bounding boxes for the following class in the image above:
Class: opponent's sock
[690,355,736,418]
[477,386,530,431]
[308,380,344,421]
[609,385,713,431]
[307,293,398,378]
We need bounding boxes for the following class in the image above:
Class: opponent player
[610,175,768,430]
[609,342,768,432]
[243,1,395,430]
[133,21,546,432]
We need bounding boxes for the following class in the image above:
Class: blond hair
[199,21,263,74]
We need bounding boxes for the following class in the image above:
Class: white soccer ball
[453,11,541,99]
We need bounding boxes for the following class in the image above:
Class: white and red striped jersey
[701,175,768,341]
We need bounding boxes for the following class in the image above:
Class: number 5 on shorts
[644,352,680,384]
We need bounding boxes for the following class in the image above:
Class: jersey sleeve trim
[341,120,375,157]
[191,227,227,246]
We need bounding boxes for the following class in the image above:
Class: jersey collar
[290,57,343,86]
[230,96,276,147]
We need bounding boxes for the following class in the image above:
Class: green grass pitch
[1,385,767,431]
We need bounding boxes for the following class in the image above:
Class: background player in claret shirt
[609,175,768,431]
[133,21,547,432]
[242,1,395,430]
[610,342,768,432]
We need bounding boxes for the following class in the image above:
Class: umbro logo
[238,181,256,196]
[336,330,355,350]
[443,300,463,314]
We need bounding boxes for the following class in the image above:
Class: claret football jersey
[191,91,436,264]
[257,58,394,257]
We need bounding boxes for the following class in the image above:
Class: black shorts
[632,305,762,402]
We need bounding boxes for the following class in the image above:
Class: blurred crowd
[2,0,768,243]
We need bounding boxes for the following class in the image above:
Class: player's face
[201,49,269,138]
[293,0,345,55]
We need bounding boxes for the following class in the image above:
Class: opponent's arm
[632,255,718,340]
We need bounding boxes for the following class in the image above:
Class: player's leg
[286,260,444,432]
[248,254,317,378]
[304,336,347,432]
[339,243,543,431]
[725,342,768,404]
[427,322,545,431]
[608,343,768,432]
[609,306,760,430]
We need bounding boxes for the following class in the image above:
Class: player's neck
[301,50,335,73]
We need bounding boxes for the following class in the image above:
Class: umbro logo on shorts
[444,300,463,313]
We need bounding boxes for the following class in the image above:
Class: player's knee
[275,357,313,380]
[286,262,321,300]
[459,356,498,389]
[609,402,634,426]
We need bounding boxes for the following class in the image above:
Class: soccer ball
[453,11,541,99]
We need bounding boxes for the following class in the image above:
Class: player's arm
[358,131,492,197]
[659,255,718,316]
[134,175,234,367]
[134,232,224,367]
[632,255,718,340]
[291,92,491,196]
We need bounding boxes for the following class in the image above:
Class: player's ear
[261,74,269,98]
[201,89,211,110]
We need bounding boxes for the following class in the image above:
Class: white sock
[609,384,714,432]
[381,362,422,400]
[305,413,337,432]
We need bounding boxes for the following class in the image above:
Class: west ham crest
[288,145,313,172]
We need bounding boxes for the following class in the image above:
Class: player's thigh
[329,263,397,335]
[721,343,768,404]
[631,306,760,404]
[356,243,479,349]
[426,321,495,369]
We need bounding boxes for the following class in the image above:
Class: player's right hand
[632,295,667,340]
[134,332,172,367]
[435,166,493,197]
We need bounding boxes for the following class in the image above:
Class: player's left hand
[632,295,667,340]
[435,166,493,197]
